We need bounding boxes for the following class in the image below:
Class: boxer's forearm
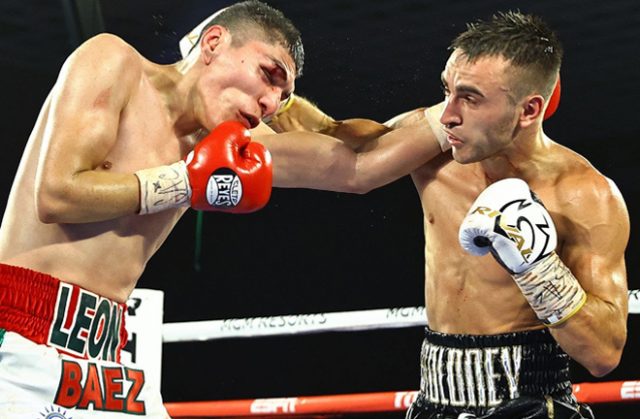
[266,94,333,133]
[36,170,141,223]
[261,121,441,193]
[324,119,391,151]
[267,95,389,150]
[549,294,627,377]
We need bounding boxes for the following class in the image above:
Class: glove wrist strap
[513,252,587,326]
[135,161,192,214]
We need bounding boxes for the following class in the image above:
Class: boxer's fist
[458,178,557,274]
[459,179,586,326]
[186,121,272,213]
[136,121,272,214]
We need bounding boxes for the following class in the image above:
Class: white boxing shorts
[0,264,168,418]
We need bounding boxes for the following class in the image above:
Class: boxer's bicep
[561,176,630,307]
[551,176,630,374]
[36,35,141,222]
[45,35,137,174]
[353,122,443,189]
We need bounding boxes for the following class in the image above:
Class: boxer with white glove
[135,121,272,214]
[458,178,586,326]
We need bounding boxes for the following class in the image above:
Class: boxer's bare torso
[0,26,297,303]
[392,108,629,336]
[0,35,193,302]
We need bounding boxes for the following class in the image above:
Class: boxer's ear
[520,94,544,128]
[200,25,227,64]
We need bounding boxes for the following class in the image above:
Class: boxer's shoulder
[61,34,144,86]
[383,107,428,129]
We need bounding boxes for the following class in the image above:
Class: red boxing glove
[543,77,561,120]
[186,121,272,213]
[135,121,272,214]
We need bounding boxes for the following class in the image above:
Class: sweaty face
[199,37,296,130]
[439,50,521,164]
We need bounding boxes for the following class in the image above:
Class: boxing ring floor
[128,290,640,418]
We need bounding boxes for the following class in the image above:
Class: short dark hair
[200,0,304,77]
[450,11,562,100]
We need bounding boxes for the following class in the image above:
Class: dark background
[1,0,638,417]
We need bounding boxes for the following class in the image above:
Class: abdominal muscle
[414,160,543,335]
[0,93,187,303]
[0,203,184,303]
[421,210,543,335]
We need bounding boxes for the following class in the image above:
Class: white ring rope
[162,289,640,343]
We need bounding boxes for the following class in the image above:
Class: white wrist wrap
[513,252,587,326]
[135,161,192,214]
[423,104,451,152]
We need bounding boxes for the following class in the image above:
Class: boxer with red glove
[135,121,272,214]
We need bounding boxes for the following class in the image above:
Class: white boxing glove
[458,178,556,274]
[459,178,586,326]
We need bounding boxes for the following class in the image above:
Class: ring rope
[163,290,640,342]
[164,381,640,417]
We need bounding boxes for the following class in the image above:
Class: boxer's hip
[410,327,583,418]
[0,264,167,417]
[0,330,167,418]
[0,263,127,362]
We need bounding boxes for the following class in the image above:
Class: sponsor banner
[165,382,637,416]
[163,289,640,343]
[163,306,428,342]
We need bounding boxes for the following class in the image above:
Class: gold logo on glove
[470,206,500,218]
[470,206,533,260]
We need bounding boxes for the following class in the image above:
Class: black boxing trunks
[405,327,595,419]
[0,263,168,417]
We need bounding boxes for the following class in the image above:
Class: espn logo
[250,398,297,413]
[394,391,418,409]
[621,381,640,399]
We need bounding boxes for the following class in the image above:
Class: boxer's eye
[261,67,274,84]
[464,95,477,104]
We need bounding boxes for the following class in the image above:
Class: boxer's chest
[414,159,567,288]
[97,84,190,174]
[414,159,564,245]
